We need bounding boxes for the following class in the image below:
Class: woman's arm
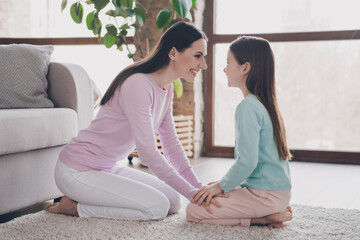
[118,76,197,201]
[157,94,203,189]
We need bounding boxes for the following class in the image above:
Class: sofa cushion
[0,108,78,155]
[0,44,54,109]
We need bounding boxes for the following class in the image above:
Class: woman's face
[223,50,246,88]
[172,38,207,82]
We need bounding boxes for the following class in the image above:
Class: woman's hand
[192,181,227,207]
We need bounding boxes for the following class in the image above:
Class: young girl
[186,36,293,228]
[47,22,208,221]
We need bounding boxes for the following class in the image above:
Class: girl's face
[172,38,208,82]
[224,50,247,88]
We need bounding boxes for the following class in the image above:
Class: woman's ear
[168,47,177,60]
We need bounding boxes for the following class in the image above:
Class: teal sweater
[220,94,291,192]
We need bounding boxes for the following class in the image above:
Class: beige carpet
[0,204,359,240]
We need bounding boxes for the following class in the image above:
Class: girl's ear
[243,62,251,75]
[168,47,177,60]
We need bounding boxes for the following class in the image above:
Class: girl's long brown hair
[100,22,207,105]
[230,36,292,160]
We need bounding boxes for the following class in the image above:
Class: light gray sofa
[0,62,93,215]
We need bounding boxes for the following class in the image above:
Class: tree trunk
[133,0,172,61]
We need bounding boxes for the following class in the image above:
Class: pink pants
[186,187,291,227]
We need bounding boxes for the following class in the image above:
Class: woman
[47,22,207,220]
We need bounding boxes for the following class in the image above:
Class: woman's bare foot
[251,206,292,229]
[46,196,79,217]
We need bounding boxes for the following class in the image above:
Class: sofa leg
[54,197,62,203]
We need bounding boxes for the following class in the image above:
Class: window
[52,45,134,95]
[0,0,135,96]
[205,0,360,163]
[215,0,360,34]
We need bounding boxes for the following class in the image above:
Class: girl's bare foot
[251,206,292,229]
[46,196,79,217]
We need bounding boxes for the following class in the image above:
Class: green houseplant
[61,0,197,98]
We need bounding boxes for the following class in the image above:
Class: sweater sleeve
[157,92,203,189]
[118,77,197,201]
[220,102,261,192]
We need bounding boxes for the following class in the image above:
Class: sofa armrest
[47,62,94,131]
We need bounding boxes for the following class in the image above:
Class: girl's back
[232,94,291,191]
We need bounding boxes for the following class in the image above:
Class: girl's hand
[192,181,226,207]
[200,198,219,214]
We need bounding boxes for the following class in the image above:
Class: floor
[191,157,360,210]
[1,157,360,223]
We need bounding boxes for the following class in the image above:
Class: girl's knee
[186,203,201,222]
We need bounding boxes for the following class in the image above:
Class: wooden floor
[1,157,360,223]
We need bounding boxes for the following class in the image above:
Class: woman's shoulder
[125,73,152,83]
[121,73,153,91]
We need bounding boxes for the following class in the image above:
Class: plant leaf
[91,0,110,10]
[173,79,183,98]
[112,0,121,7]
[131,23,141,31]
[70,2,84,24]
[86,12,95,30]
[124,7,134,17]
[127,0,133,8]
[116,35,124,47]
[134,1,147,13]
[167,19,178,29]
[156,9,172,29]
[104,33,115,48]
[118,7,128,18]
[61,0,67,12]
[124,0,133,8]
[120,0,131,7]
[120,23,130,30]
[170,0,191,19]
[105,9,116,16]
[92,17,102,35]
[134,7,146,26]
[192,0,196,7]
[120,29,128,36]
[106,24,117,36]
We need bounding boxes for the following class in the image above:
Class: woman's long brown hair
[100,22,207,105]
[230,36,292,160]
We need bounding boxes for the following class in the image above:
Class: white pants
[54,160,181,220]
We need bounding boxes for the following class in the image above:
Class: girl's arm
[219,102,261,192]
[157,89,203,189]
[192,102,261,205]
[119,77,197,201]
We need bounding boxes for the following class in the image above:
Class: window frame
[0,37,134,45]
[203,0,360,164]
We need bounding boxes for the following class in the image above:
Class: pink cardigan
[60,73,202,200]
